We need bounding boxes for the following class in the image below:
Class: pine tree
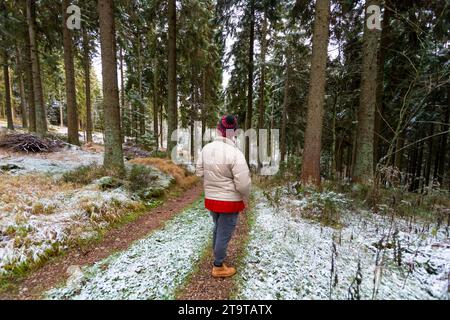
[62,0,80,145]
[353,0,382,184]
[98,0,124,171]
[300,0,331,186]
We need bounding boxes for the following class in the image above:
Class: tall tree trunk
[201,71,207,147]
[63,0,80,145]
[137,34,145,138]
[153,56,159,146]
[167,0,177,155]
[119,45,127,139]
[299,0,331,186]
[245,0,255,163]
[415,138,425,192]
[424,124,434,188]
[353,0,381,183]
[373,3,390,169]
[160,103,163,148]
[257,12,268,169]
[24,19,36,132]
[2,50,14,130]
[98,0,124,171]
[437,88,450,185]
[1,0,13,130]
[82,26,93,143]
[280,61,290,163]
[27,0,47,136]
[15,44,28,129]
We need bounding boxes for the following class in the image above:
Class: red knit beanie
[217,115,238,137]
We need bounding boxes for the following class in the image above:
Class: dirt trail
[0,183,203,300]
[176,210,250,300]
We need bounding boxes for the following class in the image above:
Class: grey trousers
[210,212,239,266]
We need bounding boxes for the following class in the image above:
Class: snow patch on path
[46,200,212,300]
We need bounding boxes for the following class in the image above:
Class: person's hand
[243,198,249,210]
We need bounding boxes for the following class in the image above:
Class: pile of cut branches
[123,141,151,159]
[0,133,65,153]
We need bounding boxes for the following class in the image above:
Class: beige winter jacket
[196,136,251,201]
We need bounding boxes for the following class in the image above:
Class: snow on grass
[0,183,143,276]
[236,189,449,300]
[46,200,212,300]
[0,149,103,176]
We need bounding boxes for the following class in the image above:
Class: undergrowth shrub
[129,157,198,189]
[61,164,117,185]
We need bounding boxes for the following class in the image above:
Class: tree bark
[299,0,331,186]
[119,45,127,139]
[437,87,449,185]
[27,0,47,136]
[257,12,268,169]
[373,3,390,169]
[424,124,434,188]
[244,0,255,163]
[63,0,80,145]
[153,55,159,146]
[353,0,381,183]
[23,17,36,132]
[98,0,124,171]
[82,26,93,143]
[137,34,145,138]
[2,50,14,130]
[280,61,290,163]
[167,0,177,155]
[15,44,28,129]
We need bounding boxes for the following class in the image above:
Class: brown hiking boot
[212,264,236,278]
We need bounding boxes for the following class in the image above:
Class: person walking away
[196,115,251,278]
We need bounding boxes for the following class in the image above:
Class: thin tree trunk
[437,87,449,185]
[257,13,268,170]
[15,44,28,129]
[98,0,124,171]
[24,18,36,132]
[245,0,255,163]
[153,56,159,146]
[167,0,177,154]
[353,0,381,183]
[2,50,14,130]
[299,0,331,186]
[160,103,163,149]
[63,0,80,145]
[82,26,93,143]
[394,132,404,170]
[280,62,290,163]
[27,0,47,136]
[424,124,434,188]
[137,34,145,138]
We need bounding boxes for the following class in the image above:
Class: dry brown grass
[0,174,77,208]
[129,157,198,189]
[82,142,105,153]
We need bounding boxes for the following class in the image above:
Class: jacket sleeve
[195,150,204,177]
[232,149,251,199]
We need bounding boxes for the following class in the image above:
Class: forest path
[175,208,250,300]
[0,183,203,300]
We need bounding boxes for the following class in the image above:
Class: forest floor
[0,121,449,300]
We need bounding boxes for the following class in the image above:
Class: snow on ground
[46,200,212,300]
[0,146,173,276]
[0,185,142,275]
[236,189,450,300]
[0,148,103,176]
[48,124,104,145]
